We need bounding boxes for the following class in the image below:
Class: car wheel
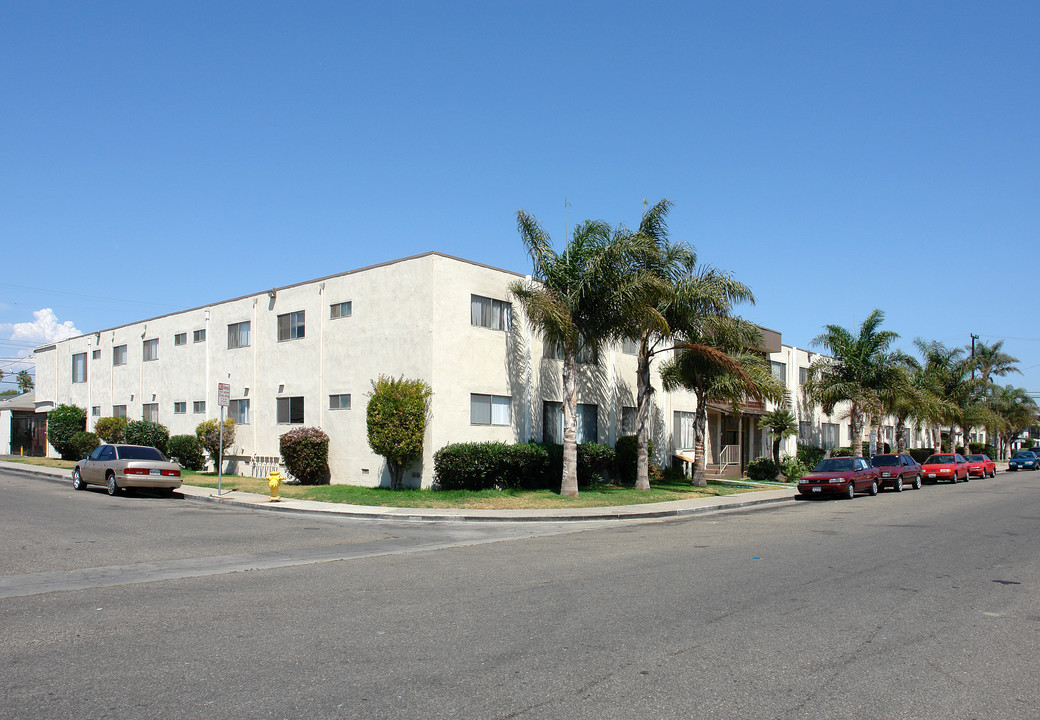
[72,468,86,491]
[894,476,903,492]
[845,482,855,500]
[913,474,922,490]
[868,480,879,496]
[989,468,995,478]
[106,472,119,496]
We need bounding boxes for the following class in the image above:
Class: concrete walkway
[0,459,797,523]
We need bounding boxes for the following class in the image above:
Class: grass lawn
[3,456,759,509]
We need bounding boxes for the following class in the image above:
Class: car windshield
[871,456,899,467]
[117,446,167,461]
[1013,452,1035,460]
[814,458,853,472]
[966,455,985,461]
[925,455,954,464]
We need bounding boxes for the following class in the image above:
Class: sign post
[217,383,231,495]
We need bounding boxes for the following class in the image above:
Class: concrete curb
[2,460,797,523]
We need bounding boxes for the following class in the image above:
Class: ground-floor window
[543,402,597,444]
[471,394,511,425]
[277,396,304,424]
[822,422,840,450]
[675,411,695,449]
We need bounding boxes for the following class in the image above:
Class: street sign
[217,383,230,408]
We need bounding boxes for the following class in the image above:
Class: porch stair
[704,462,744,480]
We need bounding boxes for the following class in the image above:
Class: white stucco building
[32,252,925,485]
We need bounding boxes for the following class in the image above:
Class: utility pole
[970,333,979,379]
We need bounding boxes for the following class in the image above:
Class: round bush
[280,426,330,485]
[93,416,128,444]
[168,434,205,471]
[47,404,86,460]
[124,420,170,456]
[796,443,826,471]
[746,457,778,482]
[70,431,100,459]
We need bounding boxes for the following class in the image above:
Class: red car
[798,456,879,499]
[870,453,924,491]
[921,453,970,484]
[965,454,996,478]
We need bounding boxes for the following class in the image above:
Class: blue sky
[3,1,1038,393]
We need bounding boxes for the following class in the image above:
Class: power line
[0,282,180,309]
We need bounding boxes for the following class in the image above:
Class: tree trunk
[895,422,906,453]
[634,336,653,491]
[772,437,781,479]
[561,352,579,498]
[692,394,708,487]
[390,463,403,491]
[850,405,863,455]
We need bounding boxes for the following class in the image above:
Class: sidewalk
[0,459,797,523]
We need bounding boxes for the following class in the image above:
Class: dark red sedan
[798,457,879,500]
[965,454,996,478]
[871,453,924,491]
[921,453,969,483]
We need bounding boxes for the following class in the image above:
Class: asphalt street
[3,469,1039,719]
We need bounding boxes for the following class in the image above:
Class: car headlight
[940,468,950,473]
[829,478,843,483]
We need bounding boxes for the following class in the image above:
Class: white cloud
[8,308,82,346]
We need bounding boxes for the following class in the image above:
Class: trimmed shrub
[94,416,128,444]
[280,427,330,485]
[70,431,100,459]
[124,420,170,455]
[968,442,998,458]
[367,375,432,490]
[797,443,826,470]
[196,418,236,466]
[168,434,205,471]
[433,441,616,492]
[579,442,615,485]
[830,446,853,457]
[747,456,777,481]
[908,448,935,464]
[614,435,654,485]
[779,456,809,483]
[47,404,86,460]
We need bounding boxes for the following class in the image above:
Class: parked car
[797,456,879,499]
[921,453,969,483]
[72,444,182,496]
[870,453,923,491]
[965,454,996,478]
[1007,451,1039,471]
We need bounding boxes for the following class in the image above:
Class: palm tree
[803,309,901,454]
[759,403,798,478]
[971,340,1020,384]
[510,209,660,497]
[617,199,755,490]
[878,354,942,452]
[990,385,1038,459]
[16,370,33,394]
[659,322,787,486]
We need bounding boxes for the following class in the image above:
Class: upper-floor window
[91,406,101,417]
[143,338,158,362]
[621,338,639,355]
[229,399,250,425]
[470,394,510,425]
[471,295,511,331]
[174,402,187,414]
[91,349,101,360]
[193,329,206,343]
[546,340,598,365]
[174,333,187,346]
[72,353,87,383]
[193,401,206,414]
[113,345,127,366]
[142,403,159,422]
[228,321,250,349]
[277,396,305,424]
[770,361,786,383]
[112,405,127,418]
[329,394,351,410]
[798,366,809,385]
[277,311,305,341]
[330,301,352,319]
[621,406,637,435]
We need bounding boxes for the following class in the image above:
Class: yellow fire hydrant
[267,470,283,502]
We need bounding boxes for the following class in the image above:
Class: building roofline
[35,251,527,350]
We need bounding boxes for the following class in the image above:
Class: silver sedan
[72,444,182,496]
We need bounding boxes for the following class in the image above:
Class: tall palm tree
[510,209,660,497]
[803,309,901,454]
[989,385,1038,459]
[913,339,985,451]
[659,322,787,486]
[878,354,943,452]
[971,340,1020,384]
[617,199,756,490]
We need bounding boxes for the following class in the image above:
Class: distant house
[0,391,46,456]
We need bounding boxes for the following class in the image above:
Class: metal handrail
[720,444,738,472]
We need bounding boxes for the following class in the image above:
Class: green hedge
[796,443,826,470]
[747,457,777,481]
[94,416,128,444]
[433,441,616,491]
[279,427,331,485]
[124,420,170,456]
[70,431,100,459]
[168,435,205,471]
[47,404,86,460]
[614,435,654,484]
[967,442,998,458]
[907,448,935,463]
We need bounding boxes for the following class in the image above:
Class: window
[329,394,351,410]
[799,421,812,441]
[822,422,840,450]
[470,394,510,425]
[277,396,305,424]
[91,349,101,360]
[92,406,101,417]
[543,402,598,444]
[277,311,305,341]
[330,301,352,319]
[174,402,187,414]
[621,338,639,355]
[193,401,206,414]
[72,353,87,383]
[229,399,250,424]
[113,345,127,366]
[676,411,696,449]
[545,340,598,364]
[193,329,206,343]
[799,367,808,385]
[228,321,250,349]
[143,338,158,362]
[470,294,512,331]
[770,361,786,383]
[174,333,187,346]
[621,406,637,434]
[113,405,127,419]
[142,403,159,422]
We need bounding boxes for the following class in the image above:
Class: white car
[72,444,182,496]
